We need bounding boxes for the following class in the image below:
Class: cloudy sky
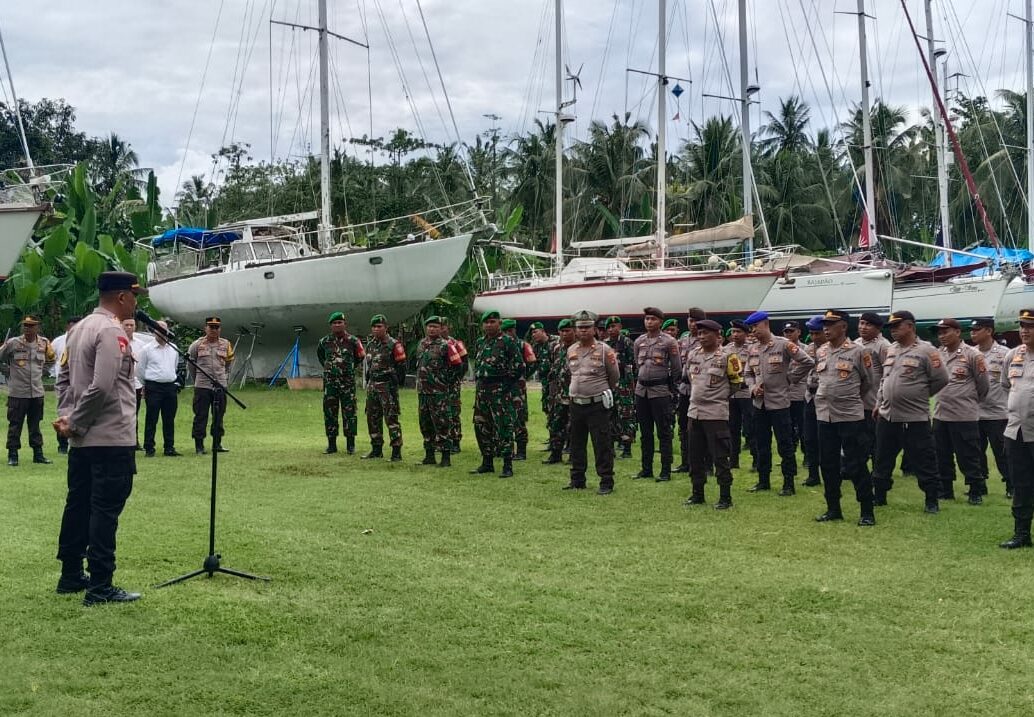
[2,0,1027,205]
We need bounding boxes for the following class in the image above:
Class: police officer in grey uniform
[871,310,950,513]
[675,308,706,473]
[633,307,682,481]
[188,317,235,454]
[812,310,876,525]
[999,309,1034,548]
[684,320,743,510]
[725,320,754,470]
[932,318,989,504]
[54,272,145,606]
[565,311,620,494]
[971,317,1011,497]
[782,321,807,451]
[0,315,55,466]
[855,312,890,467]
[743,311,814,496]
[801,315,826,487]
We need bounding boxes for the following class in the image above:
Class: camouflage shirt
[605,333,637,384]
[473,333,523,381]
[316,333,365,385]
[416,336,462,394]
[365,335,406,383]
[547,340,573,404]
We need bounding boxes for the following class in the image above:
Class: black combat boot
[924,491,940,514]
[452,440,461,454]
[621,443,632,459]
[778,479,796,497]
[656,462,671,482]
[213,442,229,453]
[7,450,17,467]
[815,503,844,522]
[56,570,90,594]
[500,455,514,478]
[362,445,383,460]
[324,436,338,454]
[715,485,733,510]
[390,446,403,462]
[346,436,355,455]
[195,439,205,455]
[33,447,51,464]
[683,485,706,506]
[438,450,451,467]
[967,480,986,505]
[748,477,771,492]
[421,445,437,465]
[674,464,690,474]
[471,456,494,474]
[57,437,69,454]
[514,441,527,461]
[1000,519,1033,549]
[858,502,876,527]
[542,449,562,465]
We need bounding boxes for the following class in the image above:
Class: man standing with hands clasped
[999,309,1034,549]
[633,307,682,481]
[54,272,145,606]
[1,315,55,466]
[564,311,620,494]
[188,317,234,455]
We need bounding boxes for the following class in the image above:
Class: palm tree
[503,119,556,251]
[175,175,214,228]
[91,132,146,195]
[675,116,741,229]
[760,96,814,156]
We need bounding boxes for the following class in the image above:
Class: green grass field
[1,386,1031,716]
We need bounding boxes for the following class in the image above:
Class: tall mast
[0,22,34,172]
[656,0,668,269]
[738,0,753,260]
[857,0,878,251]
[318,0,332,251]
[1027,0,1034,251]
[554,0,564,273]
[925,0,952,260]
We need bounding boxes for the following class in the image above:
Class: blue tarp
[927,245,1034,275]
[152,227,240,249]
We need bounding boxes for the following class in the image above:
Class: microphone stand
[147,321,269,588]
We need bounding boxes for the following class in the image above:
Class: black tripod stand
[144,316,269,588]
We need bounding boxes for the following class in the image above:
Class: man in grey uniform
[0,315,55,466]
[54,272,145,606]
[971,317,1011,497]
[855,311,890,468]
[871,310,949,513]
[999,309,1034,548]
[932,318,989,504]
[633,307,682,481]
[565,311,620,494]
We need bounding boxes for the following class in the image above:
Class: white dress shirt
[138,341,180,383]
[50,333,67,378]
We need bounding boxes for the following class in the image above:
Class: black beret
[643,307,665,320]
[859,312,885,327]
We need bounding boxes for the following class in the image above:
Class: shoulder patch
[862,352,873,369]
[929,351,942,369]
[116,335,129,354]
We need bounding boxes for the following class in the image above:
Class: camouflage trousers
[610,380,637,444]
[513,382,529,447]
[540,386,551,415]
[419,392,453,452]
[323,382,357,438]
[547,399,570,452]
[366,381,402,448]
[448,383,463,446]
[473,381,517,458]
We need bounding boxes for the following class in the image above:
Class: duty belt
[570,394,605,405]
[638,378,670,387]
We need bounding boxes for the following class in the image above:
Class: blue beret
[743,311,769,326]
[805,315,825,331]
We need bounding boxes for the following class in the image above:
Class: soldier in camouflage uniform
[316,311,365,455]
[440,317,467,453]
[416,316,463,467]
[604,316,636,458]
[503,318,537,460]
[543,319,576,465]
[362,314,407,461]
[530,322,555,416]
[470,310,524,477]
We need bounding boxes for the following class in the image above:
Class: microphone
[135,310,176,341]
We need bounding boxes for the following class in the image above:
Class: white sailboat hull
[760,269,895,321]
[995,276,1034,332]
[473,270,781,324]
[0,205,44,279]
[148,233,472,376]
[892,276,1010,325]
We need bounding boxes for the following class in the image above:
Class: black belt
[638,378,670,387]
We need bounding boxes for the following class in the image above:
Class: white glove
[602,389,614,409]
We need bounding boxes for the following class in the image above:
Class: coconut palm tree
[91,132,147,195]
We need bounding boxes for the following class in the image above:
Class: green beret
[661,318,677,330]
[424,315,442,326]
[480,309,501,323]
[530,321,544,330]
[500,318,517,330]
[605,315,622,327]
[370,313,388,326]
[328,311,345,323]
[679,330,690,339]
[557,318,573,330]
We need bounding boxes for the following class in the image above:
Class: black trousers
[636,394,673,473]
[1008,431,1034,522]
[789,399,806,448]
[978,418,1010,488]
[802,400,820,482]
[7,395,43,450]
[143,381,179,453]
[688,418,732,490]
[872,418,939,499]
[818,420,872,512]
[56,446,136,586]
[862,413,877,469]
[569,402,614,489]
[676,393,691,466]
[192,387,226,442]
[753,406,797,485]
[932,419,984,494]
[729,396,754,466]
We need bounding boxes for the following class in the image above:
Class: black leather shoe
[747,482,770,493]
[778,486,796,497]
[56,571,90,594]
[542,451,563,464]
[33,451,52,464]
[857,515,876,527]
[83,585,141,606]
[7,451,17,467]
[802,477,821,487]
[596,487,613,495]
[145,450,156,458]
[683,495,706,506]
[674,464,689,474]
[655,474,671,482]
[164,450,182,457]
[714,498,733,510]
[213,444,229,453]
[924,501,940,514]
[1000,534,1033,549]
[967,493,983,505]
[562,484,586,490]
[815,511,844,522]
[633,470,653,480]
